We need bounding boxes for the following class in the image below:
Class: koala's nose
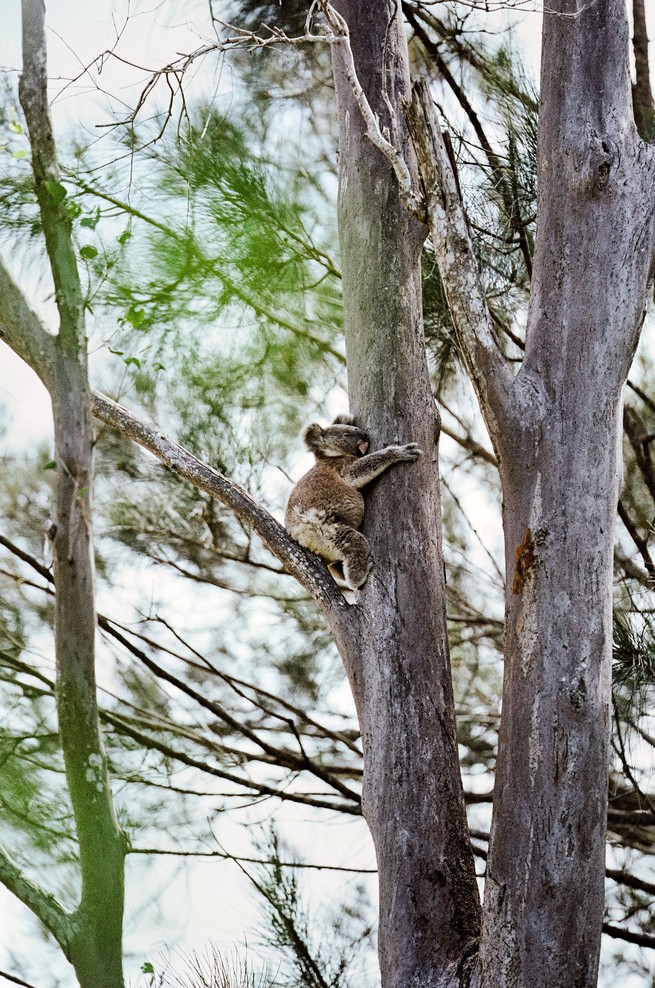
[358,440,369,455]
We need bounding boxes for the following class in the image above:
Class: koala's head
[302,415,370,459]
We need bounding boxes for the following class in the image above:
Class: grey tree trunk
[477,3,655,984]
[330,3,481,986]
[404,0,655,984]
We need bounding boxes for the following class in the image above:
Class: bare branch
[103,711,361,816]
[98,616,361,803]
[602,922,655,950]
[130,846,376,873]
[405,78,515,442]
[0,971,40,988]
[404,7,533,277]
[319,1,426,222]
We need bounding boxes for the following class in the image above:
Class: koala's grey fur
[285,415,422,590]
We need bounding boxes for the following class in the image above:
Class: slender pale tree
[0,3,127,986]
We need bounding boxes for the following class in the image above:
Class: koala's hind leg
[332,526,372,590]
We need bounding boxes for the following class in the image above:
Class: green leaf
[141,962,155,974]
[45,180,67,205]
[81,209,101,230]
[125,306,146,329]
[42,460,57,471]
[12,149,28,160]
[80,245,98,260]
[124,356,141,368]
[8,120,22,134]
[65,201,83,220]
[117,229,132,245]
[108,348,124,356]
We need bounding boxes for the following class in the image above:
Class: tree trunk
[476,1,655,985]
[51,361,126,988]
[16,4,128,985]
[330,3,480,985]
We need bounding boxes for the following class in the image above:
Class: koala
[285,415,422,590]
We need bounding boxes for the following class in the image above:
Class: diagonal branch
[91,391,352,625]
[0,843,72,956]
[405,78,515,445]
[319,0,426,222]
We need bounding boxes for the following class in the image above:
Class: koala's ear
[302,423,324,451]
[332,413,354,426]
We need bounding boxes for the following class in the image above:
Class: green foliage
[613,608,655,693]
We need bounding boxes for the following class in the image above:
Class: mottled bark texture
[479,3,655,985]
[408,0,655,984]
[330,3,481,987]
[0,3,128,986]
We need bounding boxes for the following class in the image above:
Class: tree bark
[330,3,480,985]
[632,0,655,140]
[474,2,655,985]
[405,0,655,982]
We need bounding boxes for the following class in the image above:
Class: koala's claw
[400,443,422,460]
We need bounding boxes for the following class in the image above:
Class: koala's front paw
[398,442,423,461]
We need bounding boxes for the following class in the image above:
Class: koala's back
[285,460,365,560]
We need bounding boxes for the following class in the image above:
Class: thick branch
[320,1,425,221]
[0,843,72,956]
[406,79,515,448]
[91,391,353,628]
[99,617,361,803]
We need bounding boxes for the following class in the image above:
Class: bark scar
[512,527,536,595]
